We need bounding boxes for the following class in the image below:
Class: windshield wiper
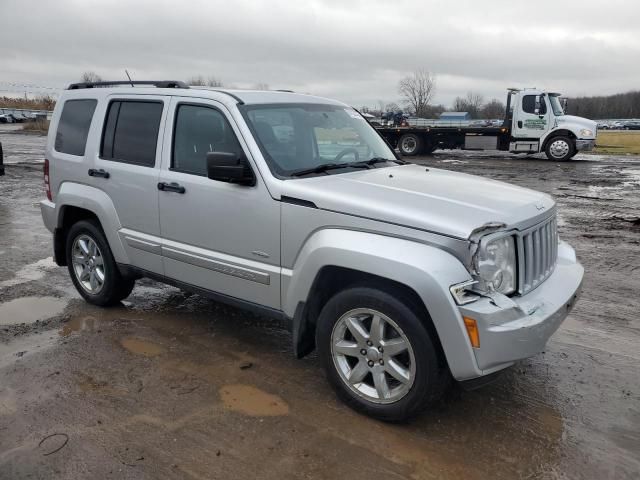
[289,162,369,177]
[363,157,407,166]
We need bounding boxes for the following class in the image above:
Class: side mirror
[206,152,255,186]
[534,95,541,115]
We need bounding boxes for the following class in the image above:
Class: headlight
[474,235,517,295]
[579,128,593,137]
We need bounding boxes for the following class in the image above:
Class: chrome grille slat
[519,215,558,294]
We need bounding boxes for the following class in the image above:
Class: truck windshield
[240,103,397,178]
[549,95,565,116]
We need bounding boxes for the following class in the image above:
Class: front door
[513,93,551,139]
[157,97,281,309]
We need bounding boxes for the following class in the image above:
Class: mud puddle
[59,315,99,337]
[121,337,166,357]
[0,296,66,325]
[220,384,289,416]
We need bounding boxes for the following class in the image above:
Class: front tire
[317,286,445,422]
[66,220,135,306]
[545,136,575,161]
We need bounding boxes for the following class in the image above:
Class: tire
[544,136,575,161]
[317,286,445,422]
[65,220,135,306]
[398,134,423,156]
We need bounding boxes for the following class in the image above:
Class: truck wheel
[317,286,444,422]
[398,134,423,156]
[66,220,135,306]
[545,136,575,161]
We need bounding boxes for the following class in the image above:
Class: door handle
[88,168,110,178]
[517,121,523,129]
[157,182,186,194]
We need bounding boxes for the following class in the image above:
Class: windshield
[240,103,397,178]
[549,95,565,116]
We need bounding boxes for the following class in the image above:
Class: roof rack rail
[67,80,189,90]
[275,89,294,93]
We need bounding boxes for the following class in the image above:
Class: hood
[280,164,555,239]
[555,115,597,136]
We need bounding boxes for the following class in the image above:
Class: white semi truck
[376,88,597,161]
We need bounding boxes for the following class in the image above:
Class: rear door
[157,97,281,309]
[92,95,168,274]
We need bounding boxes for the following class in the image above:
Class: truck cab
[507,88,597,160]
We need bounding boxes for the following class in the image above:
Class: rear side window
[54,99,97,156]
[522,95,547,115]
[101,100,163,167]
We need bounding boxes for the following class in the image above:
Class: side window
[54,99,97,156]
[101,100,163,167]
[172,104,242,176]
[522,95,547,115]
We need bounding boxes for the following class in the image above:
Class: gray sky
[1,0,639,108]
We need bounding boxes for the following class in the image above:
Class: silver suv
[41,80,583,421]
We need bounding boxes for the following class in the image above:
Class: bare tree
[206,76,224,87]
[465,91,484,118]
[481,99,506,119]
[384,102,401,112]
[398,70,436,117]
[187,75,224,87]
[254,82,270,90]
[452,96,467,112]
[81,71,102,83]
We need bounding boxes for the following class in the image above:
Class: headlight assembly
[474,235,517,295]
[579,128,593,137]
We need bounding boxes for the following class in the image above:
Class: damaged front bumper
[458,241,583,374]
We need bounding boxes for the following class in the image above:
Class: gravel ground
[0,126,638,479]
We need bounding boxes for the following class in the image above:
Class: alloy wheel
[71,234,105,294]
[331,308,416,404]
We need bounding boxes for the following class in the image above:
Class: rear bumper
[458,241,583,375]
[40,200,57,233]
[575,139,596,151]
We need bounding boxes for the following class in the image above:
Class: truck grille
[518,216,558,294]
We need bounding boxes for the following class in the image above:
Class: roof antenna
[125,70,134,87]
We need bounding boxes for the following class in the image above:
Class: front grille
[518,215,558,294]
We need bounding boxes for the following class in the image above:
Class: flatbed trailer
[375,88,598,161]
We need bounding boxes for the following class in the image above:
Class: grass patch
[594,131,640,155]
[21,119,50,134]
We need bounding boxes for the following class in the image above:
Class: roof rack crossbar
[67,80,190,90]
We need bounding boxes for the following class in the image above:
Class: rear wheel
[317,286,445,422]
[398,134,423,156]
[545,136,575,161]
[66,220,135,306]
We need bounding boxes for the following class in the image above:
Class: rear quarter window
[54,99,98,156]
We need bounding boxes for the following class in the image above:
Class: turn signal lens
[463,316,480,348]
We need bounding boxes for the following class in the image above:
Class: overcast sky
[1,0,639,107]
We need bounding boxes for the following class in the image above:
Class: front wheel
[317,286,445,422]
[545,136,575,161]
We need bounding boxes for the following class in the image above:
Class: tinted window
[172,104,242,176]
[522,95,547,115]
[101,101,163,167]
[54,99,97,156]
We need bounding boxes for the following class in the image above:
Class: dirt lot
[0,126,639,479]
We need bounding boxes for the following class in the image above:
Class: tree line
[566,91,640,119]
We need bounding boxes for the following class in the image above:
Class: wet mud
[0,129,638,479]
